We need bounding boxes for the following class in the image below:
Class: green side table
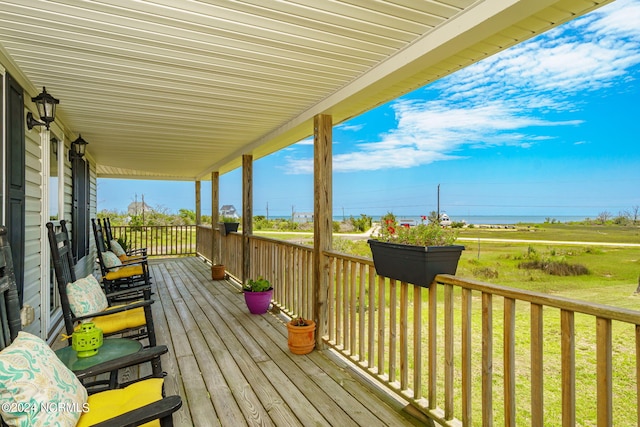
[55,338,142,391]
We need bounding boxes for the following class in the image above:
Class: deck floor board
[146,257,423,427]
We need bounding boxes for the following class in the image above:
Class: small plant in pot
[211,264,226,280]
[287,317,316,355]
[243,277,273,314]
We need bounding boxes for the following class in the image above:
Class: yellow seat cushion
[104,264,144,281]
[77,306,146,335]
[118,254,145,262]
[77,378,164,427]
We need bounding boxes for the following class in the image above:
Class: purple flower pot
[243,289,273,314]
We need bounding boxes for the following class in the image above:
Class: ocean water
[363,215,593,225]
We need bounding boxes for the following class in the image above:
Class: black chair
[47,221,157,348]
[103,217,148,258]
[1,225,181,426]
[91,218,151,294]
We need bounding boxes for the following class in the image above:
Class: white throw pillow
[0,331,88,426]
[66,274,108,317]
[101,251,122,269]
[109,240,126,257]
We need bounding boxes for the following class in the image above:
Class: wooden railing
[248,235,314,320]
[196,225,243,279]
[109,225,196,256]
[324,250,640,426]
[195,231,640,425]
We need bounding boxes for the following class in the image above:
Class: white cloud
[284,0,640,174]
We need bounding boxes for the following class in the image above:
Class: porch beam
[211,171,220,264]
[195,180,201,225]
[313,114,332,349]
[242,154,253,283]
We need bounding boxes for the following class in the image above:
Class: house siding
[22,120,44,335]
[0,63,98,337]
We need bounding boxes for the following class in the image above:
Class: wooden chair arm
[127,247,147,256]
[73,345,168,381]
[89,395,183,427]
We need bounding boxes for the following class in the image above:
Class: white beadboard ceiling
[0,0,612,180]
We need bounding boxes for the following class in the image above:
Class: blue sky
[98,0,640,220]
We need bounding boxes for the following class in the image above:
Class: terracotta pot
[211,264,225,280]
[287,319,316,355]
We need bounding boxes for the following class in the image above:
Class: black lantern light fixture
[69,134,89,161]
[26,87,60,130]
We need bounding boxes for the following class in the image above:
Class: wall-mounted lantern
[26,87,60,130]
[69,134,89,161]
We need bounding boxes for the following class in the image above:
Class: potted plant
[211,264,226,280]
[286,317,316,355]
[219,216,239,236]
[367,212,464,288]
[243,277,273,314]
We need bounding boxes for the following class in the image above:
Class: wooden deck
[147,257,427,427]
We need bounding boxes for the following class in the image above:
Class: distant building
[127,201,152,216]
[220,205,239,219]
[293,212,313,223]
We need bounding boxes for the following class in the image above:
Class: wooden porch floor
[147,257,426,427]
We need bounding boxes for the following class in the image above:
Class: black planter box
[368,240,464,288]
[219,222,239,236]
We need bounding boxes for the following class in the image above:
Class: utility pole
[266,202,269,221]
[437,184,440,225]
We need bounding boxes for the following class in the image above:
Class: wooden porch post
[195,181,201,225]
[314,114,332,349]
[211,172,220,265]
[242,154,253,284]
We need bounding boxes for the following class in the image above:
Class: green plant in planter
[243,277,272,292]
[375,212,458,246]
[243,277,274,314]
[368,212,464,288]
[220,216,239,223]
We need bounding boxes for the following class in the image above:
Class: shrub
[473,267,499,279]
[518,259,590,276]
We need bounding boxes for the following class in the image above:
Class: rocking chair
[0,225,182,426]
[47,221,157,348]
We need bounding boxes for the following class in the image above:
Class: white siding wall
[22,121,43,335]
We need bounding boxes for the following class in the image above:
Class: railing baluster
[377,275,385,377]
[482,292,493,427]
[428,277,437,410]
[350,261,357,357]
[596,317,612,427]
[561,309,575,427]
[328,258,335,343]
[335,259,343,348]
[531,303,544,426]
[400,281,409,391]
[504,297,516,427]
[413,285,422,400]
[444,283,454,420]
[461,288,472,425]
[389,279,397,384]
[359,263,366,362]
[637,325,640,427]
[368,265,376,368]
[343,259,349,352]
